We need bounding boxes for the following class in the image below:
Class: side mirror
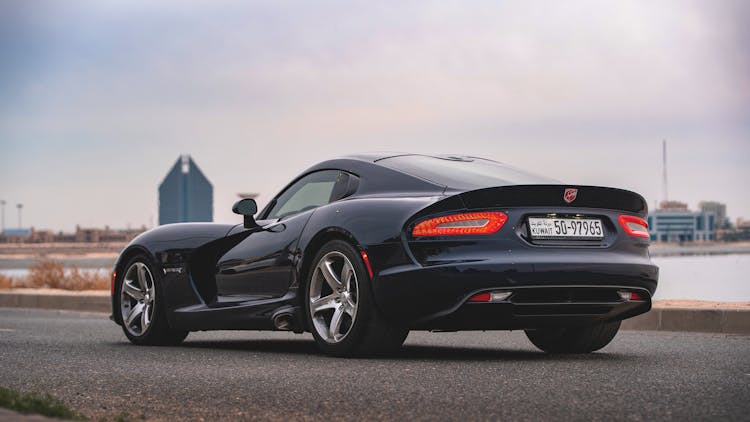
[232,198,259,229]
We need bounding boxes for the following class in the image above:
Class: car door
[214,170,353,302]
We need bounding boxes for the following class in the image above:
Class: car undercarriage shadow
[165,338,636,362]
[181,338,319,354]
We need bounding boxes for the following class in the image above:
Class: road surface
[0,308,748,421]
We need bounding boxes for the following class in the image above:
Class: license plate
[528,217,604,239]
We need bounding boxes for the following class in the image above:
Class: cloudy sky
[1,0,748,231]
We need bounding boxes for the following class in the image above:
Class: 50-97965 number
[528,217,604,239]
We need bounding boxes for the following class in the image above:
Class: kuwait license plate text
[528,217,604,239]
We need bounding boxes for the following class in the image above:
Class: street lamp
[0,200,5,233]
[16,203,23,230]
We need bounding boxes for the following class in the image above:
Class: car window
[266,170,344,220]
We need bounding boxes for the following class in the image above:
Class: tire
[115,254,188,346]
[525,320,621,354]
[304,240,409,357]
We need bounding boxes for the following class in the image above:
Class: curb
[0,408,62,422]
[620,307,749,334]
[0,408,63,422]
[0,291,110,313]
[1,291,748,334]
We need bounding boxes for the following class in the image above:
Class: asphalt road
[1,308,748,421]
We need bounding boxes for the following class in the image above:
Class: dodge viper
[111,153,658,356]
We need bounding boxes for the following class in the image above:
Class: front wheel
[304,240,408,357]
[117,255,188,346]
[525,320,621,354]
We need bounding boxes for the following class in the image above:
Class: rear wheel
[304,240,409,357]
[525,320,621,354]
[117,255,188,346]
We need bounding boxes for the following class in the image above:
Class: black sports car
[111,153,658,356]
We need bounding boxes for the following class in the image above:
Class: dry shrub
[26,260,65,288]
[14,260,110,291]
[67,266,109,290]
[0,274,13,289]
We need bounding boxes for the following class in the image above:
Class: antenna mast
[662,139,668,203]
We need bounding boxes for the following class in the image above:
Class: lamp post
[0,200,5,233]
[17,203,23,230]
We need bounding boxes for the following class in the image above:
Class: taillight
[412,211,508,237]
[468,290,513,303]
[618,290,646,301]
[618,215,649,238]
[468,292,491,302]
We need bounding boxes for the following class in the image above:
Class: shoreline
[650,242,750,257]
[0,243,125,257]
[1,241,749,257]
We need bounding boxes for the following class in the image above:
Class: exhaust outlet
[273,313,294,331]
[271,306,304,333]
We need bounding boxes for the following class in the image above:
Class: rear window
[377,155,557,190]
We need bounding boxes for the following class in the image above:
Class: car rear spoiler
[456,185,648,216]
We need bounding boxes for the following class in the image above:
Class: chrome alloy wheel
[309,251,359,343]
[120,262,156,337]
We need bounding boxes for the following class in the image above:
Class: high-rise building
[699,201,728,228]
[648,208,715,242]
[158,155,213,225]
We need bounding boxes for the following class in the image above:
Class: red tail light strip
[468,292,492,302]
[412,211,508,237]
[618,215,650,238]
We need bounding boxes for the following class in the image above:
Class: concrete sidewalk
[621,301,749,334]
[1,289,748,334]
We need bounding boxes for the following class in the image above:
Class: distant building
[699,201,728,228]
[719,218,750,241]
[71,225,146,243]
[158,155,213,225]
[0,226,145,244]
[1,228,31,237]
[648,208,715,242]
[658,200,688,211]
[0,228,31,243]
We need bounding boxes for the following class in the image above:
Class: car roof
[320,153,558,192]
[339,152,498,164]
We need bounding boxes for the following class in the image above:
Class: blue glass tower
[158,155,213,225]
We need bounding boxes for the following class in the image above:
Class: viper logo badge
[563,188,578,204]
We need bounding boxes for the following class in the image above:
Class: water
[651,254,750,302]
[1,254,748,302]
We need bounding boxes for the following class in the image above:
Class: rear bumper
[409,293,651,330]
[372,259,658,330]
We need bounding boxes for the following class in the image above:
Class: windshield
[377,155,558,190]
